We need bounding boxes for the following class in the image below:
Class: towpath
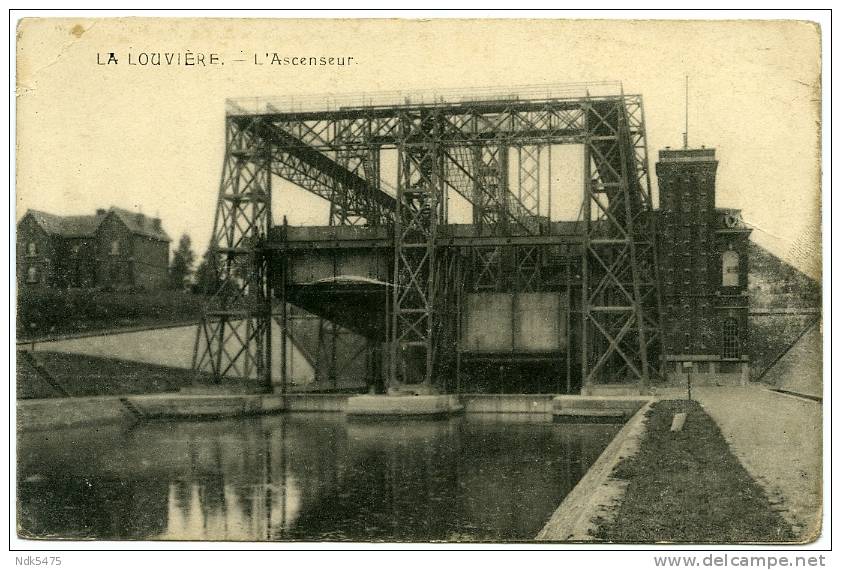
[693,386,822,541]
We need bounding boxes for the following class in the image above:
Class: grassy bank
[17,289,208,339]
[17,351,208,399]
[592,400,796,543]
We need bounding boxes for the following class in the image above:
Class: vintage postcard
[13,17,824,547]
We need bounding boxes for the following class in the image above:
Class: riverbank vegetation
[17,288,208,339]
[592,400,797,543]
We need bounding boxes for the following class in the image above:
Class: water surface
[18,414,619,542]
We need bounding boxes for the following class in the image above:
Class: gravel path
[693,386,823,541]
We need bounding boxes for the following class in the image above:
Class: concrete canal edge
[17,393,577,431]
[16,393,353,431]
[17,392,650,433]
[346,394,464,418]
[536,400,654,542]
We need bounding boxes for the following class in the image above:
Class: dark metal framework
[193,118,273,390]
[195,91,663,392]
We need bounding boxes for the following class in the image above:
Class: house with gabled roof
[17,207,171,290]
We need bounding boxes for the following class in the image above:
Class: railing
[226,81,625,115]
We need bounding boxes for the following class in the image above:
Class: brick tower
[656,147,752,384]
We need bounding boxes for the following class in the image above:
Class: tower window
[722,318,740,359]
[26,242,37,256]
[26,266,38,283]
[110,240,120,255]
[722,249,739,286]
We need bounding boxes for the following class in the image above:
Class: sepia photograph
[11,14,826,550]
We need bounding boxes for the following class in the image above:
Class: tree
[192,247,220,296]
[168,234,195,290]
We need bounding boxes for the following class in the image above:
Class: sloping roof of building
[56,214,108,237]
[25,210,72,236]
[22,208,170,242]
[108,208,171,242]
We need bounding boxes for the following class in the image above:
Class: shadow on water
[17,413,619,542]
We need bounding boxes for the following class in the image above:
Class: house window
[722,318,740,359]
[722,249,739,287]
[26,266,38,283]
[26,242,37,256]
[110,240,120,255]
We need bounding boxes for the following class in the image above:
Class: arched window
[722,249,739,287]
[110,240,120,255]
[26,242,37,256]
[26,266,38,283]
[722,318,740,359]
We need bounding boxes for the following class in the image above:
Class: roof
[108,208,171,242]
[57,214,107,237]
[658,147,717,163]
[22,208,170,242]
[25,210,69,236]
[25,209,105,238]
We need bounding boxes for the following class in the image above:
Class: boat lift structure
[193,83,664,395]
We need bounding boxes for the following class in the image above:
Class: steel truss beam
[247,99,592,149]
[244,117,394,226]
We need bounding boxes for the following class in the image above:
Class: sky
[16,18,822,278]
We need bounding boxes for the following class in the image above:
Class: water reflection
[18,414,619,542]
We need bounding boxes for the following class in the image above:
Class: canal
[17,414,620,542]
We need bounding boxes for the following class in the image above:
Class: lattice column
[580,97,659,391]
[193,117,273,390]
[623,95,664,380]
[430,249,462,393]
[390,111,444,387]
[471,145,509,232]
[516,145,541,216]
